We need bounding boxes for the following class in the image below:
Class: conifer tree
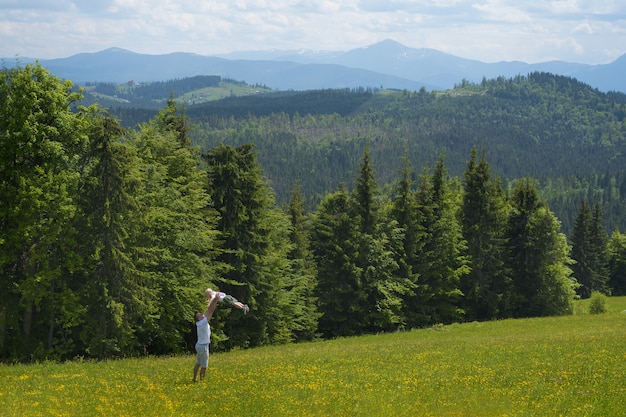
[607,231,626,295]
[590,203,610,294]
[286,184,320,342]
[506,179,576,317]
[77,107,150,358]
[311,186,363,338]
[570,201,609,298]
[460,148,510,320]
[204,143,292,349]
[352,148,405,333]
[415,156,466,324]
[390,159,423,327]
[570,201,593,298]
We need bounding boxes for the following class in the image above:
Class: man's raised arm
[204,292,220,320]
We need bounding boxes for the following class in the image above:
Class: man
[193,291,219,382]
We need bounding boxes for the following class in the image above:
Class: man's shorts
[195,342,209,367]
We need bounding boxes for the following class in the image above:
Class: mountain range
[7,39,626,93]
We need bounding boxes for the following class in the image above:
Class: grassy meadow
[2,297,625,417]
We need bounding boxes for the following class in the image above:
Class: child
[205,288,250,314]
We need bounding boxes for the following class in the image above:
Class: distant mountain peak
[100,47,134,54]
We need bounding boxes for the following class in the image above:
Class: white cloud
[1,0,625,63]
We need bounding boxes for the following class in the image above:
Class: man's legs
[193,343,209,382]
[193,363,201,382]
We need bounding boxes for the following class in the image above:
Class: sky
[1,0,625,64]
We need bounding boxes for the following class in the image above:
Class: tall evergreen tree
[506,179,576,317]
[590,203,610,294]
[607,231,626,296]
[390,159,423,327]
[204,143,292,349]
[460,148,510,321]
[354,146,378,235]
[352,148,405,333]
[311,186,363,338]
[286,183,320,342]
[415,156,466,325]
[570,201,593,298]
[570,201,609,298]
[76,107,150,358]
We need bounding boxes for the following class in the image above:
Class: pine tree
[570,201,609,298]
[204,143,292,349]
[352,148,405,333]
[590,203,610,294]
[129,103,220,354]
[415,156,466,325]
[507,179,576,317]
[354,146,378,235]
[460,148,510,320]
[389,159,423,327]
[77,107,150,358]
[311,186,363,338]
[286,183,320,342]
[607,231,626,295]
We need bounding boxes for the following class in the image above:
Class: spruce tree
[204,143,292,349]
[507,179,576,317]
[352,148,405,333]
[77,107,150,358]
[590,203,610,294]
[571,200,596,298]
[286,184,320,342]
[311,186,363,338]
[460,148,510,320]
[128,103,220,354]
[390,159,423,327]
[607,231,626,295]
[415,156,466,325]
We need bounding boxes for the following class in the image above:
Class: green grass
[2,297,626,416]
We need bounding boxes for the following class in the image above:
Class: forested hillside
[3,63,626,363]
[176,74,626,235]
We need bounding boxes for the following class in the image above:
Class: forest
[101,73,626,236]
[1,63,626,362]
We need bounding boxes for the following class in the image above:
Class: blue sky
[1,0,625,64]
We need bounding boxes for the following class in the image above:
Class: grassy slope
[2,297,625,417]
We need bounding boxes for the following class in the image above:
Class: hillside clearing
[2,297,625,416]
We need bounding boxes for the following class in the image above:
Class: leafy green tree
[129,104,221,354]
[506,179,576,317]
[0,63,87,360]
[460,148,510,320]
